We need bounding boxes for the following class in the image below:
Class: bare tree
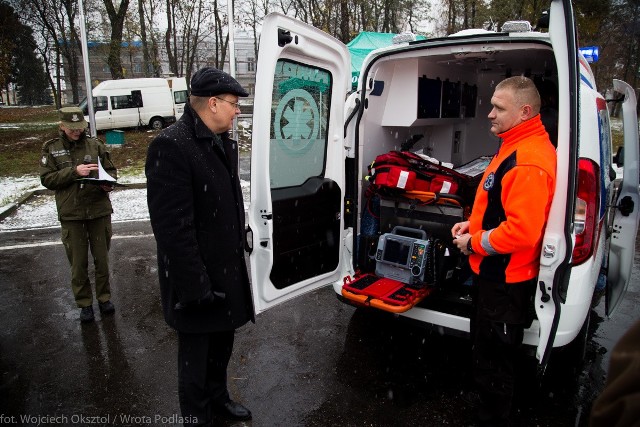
[15,0,84,104]
[165,0,178,75]
[181,0,208,76]
[213,0,228,70]
[142,0,164,76]
[138,0,153,76]
[103,0,130,78]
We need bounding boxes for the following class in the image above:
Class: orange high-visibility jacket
[468,115,556,284]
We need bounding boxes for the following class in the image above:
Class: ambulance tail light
[573,158,599,264]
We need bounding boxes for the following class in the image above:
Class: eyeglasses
[214,97,240,110]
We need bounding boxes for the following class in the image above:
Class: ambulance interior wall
[358,64,503,188]
[355,46,558,243]
[357,46,558,185]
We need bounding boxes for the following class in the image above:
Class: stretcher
[341,273,433,313]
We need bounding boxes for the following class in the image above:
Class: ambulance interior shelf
[341,150,490,314]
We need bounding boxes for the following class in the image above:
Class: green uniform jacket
[39,131,116,221]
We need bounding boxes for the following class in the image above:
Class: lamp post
[78,0,96,137]
[227,0,238,140]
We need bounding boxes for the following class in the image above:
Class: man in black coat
[146,67,255,425]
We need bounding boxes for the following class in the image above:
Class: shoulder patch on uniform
[41,138,57,150]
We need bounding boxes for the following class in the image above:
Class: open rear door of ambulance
[535,0,581,367]
[606,79,640,315]
[247,13,351,314]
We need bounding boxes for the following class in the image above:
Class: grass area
[0,105,165,178]
[0,105,628,179]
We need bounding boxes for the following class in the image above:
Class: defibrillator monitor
[375,231,430,285]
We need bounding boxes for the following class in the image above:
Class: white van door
[248,12,351,314]
[93,96,112,130]
[110,94,140,129]
[535,0,581,364]
[606,79,640,315]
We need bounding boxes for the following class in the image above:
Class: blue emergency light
[579,46,600,63]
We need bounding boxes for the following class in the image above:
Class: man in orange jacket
[452,76,557,426]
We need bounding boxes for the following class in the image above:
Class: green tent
[347,32,426,89]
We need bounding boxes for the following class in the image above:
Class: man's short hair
[189,95,209,111]
[496,76,541,115]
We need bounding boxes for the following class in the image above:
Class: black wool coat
[145,103,255,333]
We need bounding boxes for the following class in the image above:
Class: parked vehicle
[247,0,640,372]
[167,76,188,119]
[79,78,176,131]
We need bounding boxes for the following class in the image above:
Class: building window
[247,57,255,72]
[133,63,142,73]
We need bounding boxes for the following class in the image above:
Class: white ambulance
[247,0,640,370]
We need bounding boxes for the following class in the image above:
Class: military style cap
[59,107,88,130]
[190,67,249,98]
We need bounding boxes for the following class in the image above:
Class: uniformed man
[40,106,117,323]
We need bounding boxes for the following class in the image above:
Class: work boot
[80,306,95,323]
[99,300,115,315]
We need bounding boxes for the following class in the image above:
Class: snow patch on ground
[0,174,250,231]
[0,176,43,207]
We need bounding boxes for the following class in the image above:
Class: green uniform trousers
[60,216,112,307]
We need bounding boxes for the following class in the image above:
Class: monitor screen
[382,238,411,266]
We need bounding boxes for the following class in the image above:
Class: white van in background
[167,77,188,119]
[79,78,176,131]
[247,0,640,374]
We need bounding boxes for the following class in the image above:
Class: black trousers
[471,276,535,425]
[177,329,235,426]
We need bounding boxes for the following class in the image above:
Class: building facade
[62,31,257,110]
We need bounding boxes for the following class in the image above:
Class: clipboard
[77,157,126,187]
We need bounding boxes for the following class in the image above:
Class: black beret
[190,67,249,97]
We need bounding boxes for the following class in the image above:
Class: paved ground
[1,215,639,426]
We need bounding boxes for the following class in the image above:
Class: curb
[0,182,147,223]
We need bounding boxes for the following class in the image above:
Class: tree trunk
[138,0,151,77]
[103,0,131,79]
[165,0,178,75]
[339,0,349,43]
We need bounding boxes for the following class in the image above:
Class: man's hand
[100,184,115,192]
[451,221,470,238]
[453,233,472,255]
[174,290,226,310]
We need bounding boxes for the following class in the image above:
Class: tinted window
[94,96,108,112]
[269,59,332,188]
[174,90,188,104]
[110,95,136,110]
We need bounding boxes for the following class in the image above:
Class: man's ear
[521,104,533,120]
[208,96,218,112]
